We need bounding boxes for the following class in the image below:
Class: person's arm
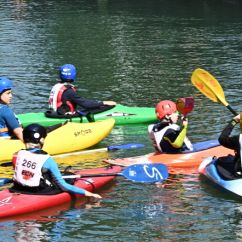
[65,88,115,109]
[3,107,23,141]
[218,115,240,150]
[13,127,23,142]
[164,124,188,149]
[43,157,102,199]
[103,101,116,106]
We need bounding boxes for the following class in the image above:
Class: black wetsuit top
[218,119,241,177]
[58,85,105,114]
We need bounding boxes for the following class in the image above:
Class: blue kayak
[198,156,242,197]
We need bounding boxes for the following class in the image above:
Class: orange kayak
[104,140,233,174]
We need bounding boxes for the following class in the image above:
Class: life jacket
[148,123,193,152]
[48,83,76,114]
[13,150,50,187]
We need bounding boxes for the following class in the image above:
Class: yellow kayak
[0,118,115,162]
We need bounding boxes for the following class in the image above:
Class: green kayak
[18,104,157,127]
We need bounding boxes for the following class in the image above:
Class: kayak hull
[105,140,233,174]
[0,118,115,162]
[198,157,242,197]
[17,104,157,127]
[0,165,122,219]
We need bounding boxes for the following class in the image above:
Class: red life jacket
[49,83,76,113]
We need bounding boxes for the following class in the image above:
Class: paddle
[63,164,169,183]
[54,143,145,158]
[0,164,169,186]
[0,143,145,167]
[176,96,194,117]
[191,68,237,115]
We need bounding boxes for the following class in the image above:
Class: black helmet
[23,124,47,144]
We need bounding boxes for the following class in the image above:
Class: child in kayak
[48,64,116,117]
[10,123,102,198]
[217,113,241,177]
[0,77,23,141]
[148,100,193,153]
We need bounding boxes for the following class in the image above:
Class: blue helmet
[59,64,77,82]
[0,77,13,94]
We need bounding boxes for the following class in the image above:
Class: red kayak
[105,140,233,174]
[0,166,122,219]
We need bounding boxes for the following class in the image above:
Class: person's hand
[233,114,240,123]
[181,116,188,126]
[103,101,116,106]
[91,193,102,199]
[85,191,102,199]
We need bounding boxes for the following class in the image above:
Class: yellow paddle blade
[191,68,228,106]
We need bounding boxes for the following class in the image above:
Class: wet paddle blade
[62,164,169,183]
[121,163,169,183]
[191,68,237,115]
[191,68,228,105]
[176,97,194,116]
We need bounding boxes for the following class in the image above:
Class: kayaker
[10,123,102,199]
[48,64,116,117]
[218,114,241,177]
[148,100,193,153]
[0,77,23,141]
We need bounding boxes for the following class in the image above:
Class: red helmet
[156,100,177,120]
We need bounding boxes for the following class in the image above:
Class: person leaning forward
[10,123,102,198]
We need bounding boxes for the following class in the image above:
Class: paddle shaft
[53,147,109,158]
[63,173,121,179]
[226,105,237,116]
[0,143,144,167]
[54,143,144,158]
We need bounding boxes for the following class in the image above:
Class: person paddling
[48,64,116,116]
[148,100,193,153]
[217,114,241,177]
[10,123,102,199]
[0,77,23,141]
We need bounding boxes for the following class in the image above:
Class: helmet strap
[160,116,170,124]
[163,115,172,123]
